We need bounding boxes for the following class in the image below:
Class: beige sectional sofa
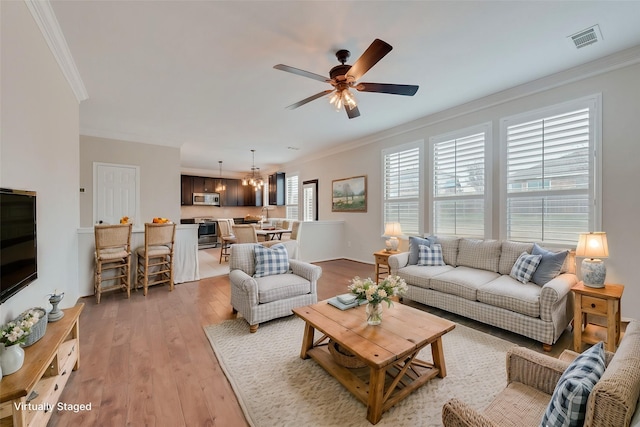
[388,236,578,350]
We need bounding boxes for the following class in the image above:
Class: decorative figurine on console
[47,290,65,322]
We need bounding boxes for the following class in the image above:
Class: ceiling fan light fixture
[329,88,357,112]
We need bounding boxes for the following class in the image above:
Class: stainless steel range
[194,218,218,249]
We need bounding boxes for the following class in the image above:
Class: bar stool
[94,223,133,304]
[135,223,176,295]
[232,224,258,243]
[217,219,236,263]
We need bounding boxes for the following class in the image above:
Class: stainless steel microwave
[193,192,220,206]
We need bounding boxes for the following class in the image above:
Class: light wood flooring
[50,255,576,426]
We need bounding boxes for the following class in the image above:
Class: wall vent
[569,25,603,49]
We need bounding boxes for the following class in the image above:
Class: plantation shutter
[432,131,486,238]
[506,108,591,244]
[383,145,421,235]
[286,174,299,220]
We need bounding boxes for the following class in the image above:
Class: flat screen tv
[0,188,37,303]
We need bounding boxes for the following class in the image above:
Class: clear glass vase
[366,302,383,326]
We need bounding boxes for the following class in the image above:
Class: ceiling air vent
[569,25,603,49]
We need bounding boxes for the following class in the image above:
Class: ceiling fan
[274,39,419,119]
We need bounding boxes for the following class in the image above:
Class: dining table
[255,228,292,241]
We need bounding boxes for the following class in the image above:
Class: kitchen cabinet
[269,172,285,205]
[221,178,239,206]
[181,175,193,205]
[192,177,216,193]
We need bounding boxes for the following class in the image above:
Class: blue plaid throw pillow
[540,342,605,427]
[254,243,290,278]
[417,244,445,266]
[510,252,542,284]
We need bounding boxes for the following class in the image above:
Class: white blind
[303,186,313,221]
[286,174,299,220]
[383,145,420,235]
[432,131,485,238]
[506,108,591,244]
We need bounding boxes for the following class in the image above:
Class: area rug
[204,315,516,427]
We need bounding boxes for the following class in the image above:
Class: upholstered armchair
[229,240,321,332]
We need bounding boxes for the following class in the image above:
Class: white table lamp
[384,222,403,252]
[576,232,609,288]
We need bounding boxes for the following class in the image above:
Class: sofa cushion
[477,275,541,318]
[510,252,543,284]
[434,236,461,267]
[430,266,500,301]
[499,241,534,275]
[457,238,502,272]
[541,342,606,427]
[256,273,311,304]
[396,265,454,290]
[254,243,289,278]
[408,235,436,265]
[418,244,446,266]
[531,243,569,286]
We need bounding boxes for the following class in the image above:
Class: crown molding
[300,44,640,165]
[24,0,89,102]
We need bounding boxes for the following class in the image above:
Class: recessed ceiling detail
[569,25,603,49]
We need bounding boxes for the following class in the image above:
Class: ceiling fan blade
[355,83,419,96]
[346,39,393,81]
[285,90,334,110]
[345,105,361,119]
[274,64,332,83]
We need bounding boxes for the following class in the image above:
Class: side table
[373,250,399,283]
[572,281,624,352]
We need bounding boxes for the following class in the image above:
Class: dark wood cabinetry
[181,175,193,205]
[181,175,262,207]
[269,172,286,205]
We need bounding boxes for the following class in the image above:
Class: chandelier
[242,149,264,189]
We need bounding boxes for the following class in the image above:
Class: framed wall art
[332,175,367,212]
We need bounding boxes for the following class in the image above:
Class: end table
[572,281,624,352]
[373,249,399,283]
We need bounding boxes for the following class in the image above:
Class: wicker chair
[442,320,640,427]
[217,219,236,263]
[135,223,176,295]
[94,223,132,304]
[229,240,321,333]
[232,224,258,243]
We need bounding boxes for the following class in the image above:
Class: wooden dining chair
[232,224,258,244]
[94,223,133,304]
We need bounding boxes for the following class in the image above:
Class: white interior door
[94,163,139,225]
[303,180,318,221]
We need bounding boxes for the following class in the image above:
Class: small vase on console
[0,343,25,376]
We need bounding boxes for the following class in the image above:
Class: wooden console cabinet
[0,304,83,427]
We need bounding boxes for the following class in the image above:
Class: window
[382,142,423,235]
[501,95,601,245]
[286,174,299,220]
[431,124,490,238]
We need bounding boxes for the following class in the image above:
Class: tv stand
[0,304,83,426]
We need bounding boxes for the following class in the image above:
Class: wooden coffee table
[292,301,456,424]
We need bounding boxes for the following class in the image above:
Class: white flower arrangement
[0,309,42,347]
[348,275,408,306]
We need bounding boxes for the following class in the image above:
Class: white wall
[79,135,181,227]
[1,1,80,321]
[283,61,640,320]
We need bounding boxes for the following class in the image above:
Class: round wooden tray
[327,339,366,369]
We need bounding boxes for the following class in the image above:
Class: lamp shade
[384,222,403,237]
[576,232,609,259]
